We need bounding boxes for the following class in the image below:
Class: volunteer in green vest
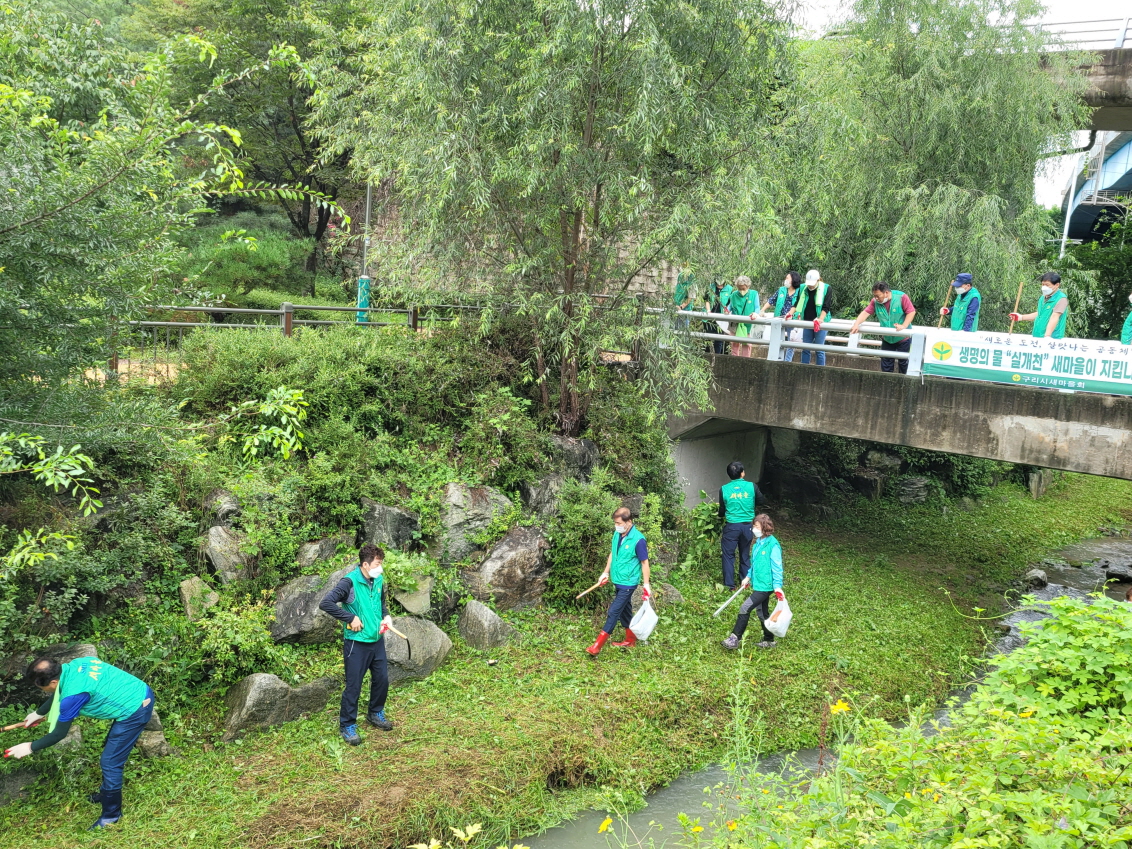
[6,656,155,829]
[674,264,695,330]
[319,544,394,745]
[721,514,785,651]
[704,277,734,355]
[727,275,760,357]
[940,272,980,332]
[1010,272,1069,339]
[761,271,802,362]
[1121,289,1132,345]
[786,269,835,365]
[586,507,651,656]
[718,461,763,590]
[850,282,918,374]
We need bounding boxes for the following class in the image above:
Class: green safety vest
[47,658,149,732]
[721,479,756,524]
[342,567,385,643]
[674,272,694,307]
[1033,290,1068,340]
[728,290,759,338]
[1122,309,1132,345]
[609,525,646,586]
[873,290,910,344]
[791,282,829,320]
[749,535,783,592]
[771,286,798,318]
[950,287,981,332]
[710,284,733,312]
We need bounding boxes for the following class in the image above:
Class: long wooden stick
[2,720,38,733]
[937,285,953,328]
[575,580,605,600]
[1009,279,1025,334]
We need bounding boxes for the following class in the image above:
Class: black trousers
[721,522,754,588]
[732,589,775,643]
[340,638,389,727]
[880,338,911,374]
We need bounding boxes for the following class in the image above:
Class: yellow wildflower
[830,699,850,715]
[691,826,704,833]
[726,821,738,831]
[598,817,612,834]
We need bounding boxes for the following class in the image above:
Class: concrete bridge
[668,354,1132,506]
[1085,48,1132,129]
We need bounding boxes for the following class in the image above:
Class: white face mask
[614,523,627,534]
[753,526,763,538]
[1128,294,1132,305]
[366,563,383,578]
[1041,285,1054,297]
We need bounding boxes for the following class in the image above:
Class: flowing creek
[521,537,1132,849]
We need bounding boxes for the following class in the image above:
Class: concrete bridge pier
[670,419,769,509]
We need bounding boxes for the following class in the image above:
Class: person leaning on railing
[762,271,802,362]
[1009,272,1068,340]
[786,269,834,366]
[849,282,918,374]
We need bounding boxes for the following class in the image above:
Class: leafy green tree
[311,0,789,433]
[743,0,1091,324]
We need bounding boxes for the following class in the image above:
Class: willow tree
[312,0,790,434]
[743,0,1091,325]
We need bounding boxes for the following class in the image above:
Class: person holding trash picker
[586,507,651,656]
[786,269,835,365]
[320,544,395,745]
[704,277,734,355]
[850,282,918,374]
[1009,272,1069,340]
[718,461,763,591]
[6,656,155,829]
[762,271,802,362]
[939,273,980,332]
[674,264,695,330]
[721,514,785,651]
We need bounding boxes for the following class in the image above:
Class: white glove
[23,711,44,728]
[6,742,33,759]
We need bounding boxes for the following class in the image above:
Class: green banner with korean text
[922,329,1132,396]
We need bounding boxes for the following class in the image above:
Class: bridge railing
[1038,17,1132,50]
[673,310,929,375]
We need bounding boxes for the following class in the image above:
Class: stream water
[521,537,1132,849]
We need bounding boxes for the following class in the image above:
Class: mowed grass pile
[0,477,1128,849]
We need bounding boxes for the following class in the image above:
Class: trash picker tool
[575,580,605,600]
[713,586,747,618]
[1009,279,1025,334]
[2,720,39,733]
[937,284,953,328]
[381,622,411,661]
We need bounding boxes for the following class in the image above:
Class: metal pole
[1059,152,1081,259]
[357,183,373,324]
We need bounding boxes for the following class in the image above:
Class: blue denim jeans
[99,687,154,819]
[721,522,754,588]
[800,328,828,365]
[603,584,637,634]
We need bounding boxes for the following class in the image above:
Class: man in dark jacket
[320,544,394,745]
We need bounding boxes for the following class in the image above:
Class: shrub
[544,474,620,607]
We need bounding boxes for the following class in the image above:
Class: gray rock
[632,582,684,609]
[851,470,884,501]
[179,576,219,621]
[393,575,434,615]
[271,566,353,644]
[897,476,931,505]
[136,710,173,758]
[56,723,83,753]
[439,483,513,564]
[1105,563,1132,583]
[461,526,550,610]
[203,525,249,584]
[297,533,354,571]
[549,435,600,480]
[1024,568,1048,589]
[458,600,516,649]
[769,428,801,461]
[359,499,420,551]
[518,473,567,518]
[618,494,645,518]
[773,462,827,505]
[222,673,337,741]
[386,617,452,685]
[204,489,240,527]
[1026,468,1055,499]
[58,643,98,663]
[865,450,902,472]
[0,768,38,806]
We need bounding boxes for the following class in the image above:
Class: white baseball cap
[805,269,821,284]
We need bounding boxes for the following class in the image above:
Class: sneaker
[340,724,362,745]
[88,817,120,830]
[755,640,776,649]
[366,709,394,731]
[721,634,740,650]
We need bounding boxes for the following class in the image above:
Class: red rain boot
[612,629,637,648]
[586,631,610,656]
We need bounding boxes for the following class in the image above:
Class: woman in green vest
[1009,272,1069,339]
[940,272,980,332]
[586,506,651,656]
[761,271,801,362]
[1121,289,1132,345]
[704,278,734,355]
[727,276,761,358]
[721,513,785,650]
[7,656,155,829]
[849,282,918,374]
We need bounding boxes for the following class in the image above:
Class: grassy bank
[1,474,1128,849]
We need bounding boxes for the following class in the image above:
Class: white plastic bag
[765,596,792,639]
[629,599,659,641]
[788,327,804,343]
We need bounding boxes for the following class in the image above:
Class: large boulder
[897,476,931,505]
[518,473,567,518]
[458,600,516,650]
[297,533,354,571]
[359,499,420,551]
[204,489,240,527]
[393,576,434,616]
[136,710,173,758]
[632,582,684,609]
[1024,568,1049,589]
[179,576,219,621]
[203,525,250,584]
[386,617,452,685]
[461,526,550,610]
[439,483,513,564]
[549,435,600,480]
[222,673,337,741]
[271,566,352,644]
